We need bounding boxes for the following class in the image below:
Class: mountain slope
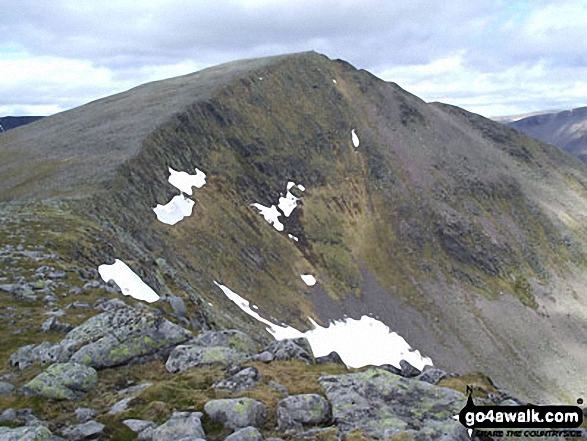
[0,116,43,132]
[506,106,587,162]
[2,51,587,406]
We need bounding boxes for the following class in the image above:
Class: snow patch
[278,191,299,217]
[214,281,301,339]
[216,282,433,370]
[98,259,159,303]
[278,181,304,217]
[153,195,195,225]
[332,79,337,84]
[288,234,299,242]
[301,274,316,286]
[351,129,360,148]
[251,203,284,231]
[253,181,305,230]
[167,167,206,195]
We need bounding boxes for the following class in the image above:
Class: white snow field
[98,259,160,303]
[167,167,206,195]
[215,281,433,370]
[153,194,195,225]
[301,274,317,286]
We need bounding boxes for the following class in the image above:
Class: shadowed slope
[506,106,587,163]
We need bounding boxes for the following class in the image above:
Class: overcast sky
[1,0,586,118]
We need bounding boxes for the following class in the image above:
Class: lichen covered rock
[165,345,244,373]
[66,306,192,368]
[262,338,314,363]
[277,394,331,431]
[193,329,258,354]
[204,398,267,431]
[0,425,53,441]
[225,426,263,441]
[21,363,98,400]
[151,412,205,441]
[320,368,468,439]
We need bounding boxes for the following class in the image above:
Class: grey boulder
[0,381,15,395]
[67,306,192,369]
[165,345,244,373]
[416,367,447,385]
[62,421,104,440]
[262,338,314,363]
[213,366,262,392]
[123,419,157,440]
[315,351,344,365]
[399,359,421,378]
[108,397,135,415]
[74,408,95,423]
[193,329,258,354]
[21,363,98,400]
[277,394,331,431]
[225,427,263,441]
[0,426,53,441]
[320,368,467,439]
[151,412,205,441]
[204,398,267,430]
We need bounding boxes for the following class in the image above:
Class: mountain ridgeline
[506,106,587,163]
[2,51,587,407]
[0,116,43,132]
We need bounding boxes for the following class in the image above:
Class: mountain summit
[2,51,587,410]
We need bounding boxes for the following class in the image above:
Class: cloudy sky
[1,0,586,118]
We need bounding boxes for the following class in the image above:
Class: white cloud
[0,0,585,116]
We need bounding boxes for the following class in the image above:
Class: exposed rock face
[165,345,244,373]
[204,398,267,431]
[151,412,205,441]
[262,338,314,363]
[21,363,98,400]
[320,368,467,439]
[277,394,331,430]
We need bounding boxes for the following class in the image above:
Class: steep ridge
[2,51,587,408]
[505,106,587,162]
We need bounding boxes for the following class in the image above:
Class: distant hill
[492,109,562,124]
[0,115,43,132]
[2,51,587,411]
[504,106,587,162]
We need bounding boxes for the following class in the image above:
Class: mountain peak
[2,53,587,407]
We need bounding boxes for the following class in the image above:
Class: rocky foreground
[0,286,584,440]
[0,206,585,440]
